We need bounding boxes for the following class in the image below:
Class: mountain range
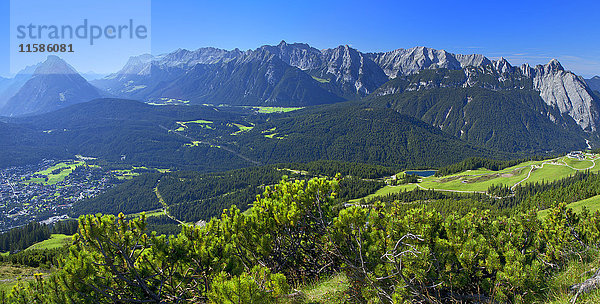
[0,41,598,167]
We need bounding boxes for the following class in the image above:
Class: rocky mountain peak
[493,57,512,74]
[1,56,101,116]
[544,58,564,73]
[520,63,533,77]
[34,56,78,75]
[116,54,154,76]
[528,58,599,132]
[259,41,323,70]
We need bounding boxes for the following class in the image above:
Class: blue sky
[1,0,599,77]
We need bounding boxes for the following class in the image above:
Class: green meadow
[25,234,72,251]
[22,161,85,185]
[353,153,600,203]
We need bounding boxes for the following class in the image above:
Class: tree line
[73,161,394,223]
[0,220,77,253]
[435,155,552,177]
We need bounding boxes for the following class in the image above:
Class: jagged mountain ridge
[93,42,496,103]
[93,42,599,133]
[2,42,597,154]
[95,48,344,106]
[374,58,600,132]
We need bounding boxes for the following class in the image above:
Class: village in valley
[0,158,148,232]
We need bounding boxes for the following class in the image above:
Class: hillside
[365,66,598,153]
[71,161,395,223]
[4,99,256,171]
[359,153,599,200]
[0,121,69,167]
[231,102,501,167]
[0,98,504,171]
[1,56,101,116]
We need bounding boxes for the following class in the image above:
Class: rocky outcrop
[260,41,323,70]
[532,59,599,131]
[368,46,491,78]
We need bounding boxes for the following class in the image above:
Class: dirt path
[511,164,539,191]
[153,179,186,225]
[512,156,597,191]
[417,155,596,199]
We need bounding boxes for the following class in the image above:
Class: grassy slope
[349,184,418,202]
[283,273,349,304]
[416,156,596,192]
[25,234,72,251]
[539,195,600,218]
[543,251,600,303]
[125,209,167,219]
[0,235,70,293]
[349,154,599,203]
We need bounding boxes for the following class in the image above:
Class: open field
[244,106,303,113]
[175,120,214,132]
[349,184,418,202]
[22,161,85,185]
[352,153,600,203]
[563,157,595,170]
[25,234,72,251]
[112,166,150,180]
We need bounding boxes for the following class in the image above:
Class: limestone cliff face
[317,45,389,97]
[368,46,491,78]
[528,60,599,132]
[259,41,323,71]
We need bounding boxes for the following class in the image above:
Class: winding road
[414,154,599,199]
[153,179,186,225]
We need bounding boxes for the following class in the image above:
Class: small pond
[404,170,437,177]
